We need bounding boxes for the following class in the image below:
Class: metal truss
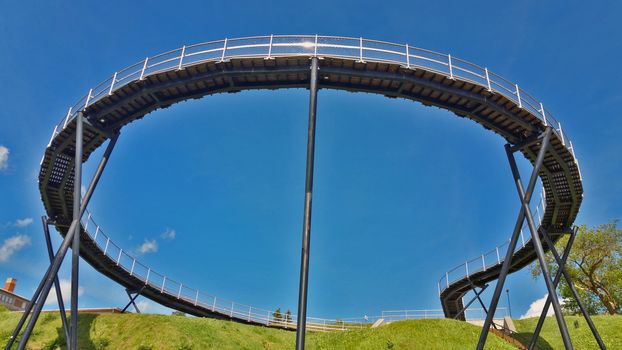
[455,283,497,329]
[5,120,119,350]
[476,127,606,349]
[121,286,146,314]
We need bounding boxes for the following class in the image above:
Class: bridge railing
[381,307,508,322]
[80,208,514,331]
[46,35,579,177]
[79,210,373,331]
[438,187,548,296]
[48,34,578,327]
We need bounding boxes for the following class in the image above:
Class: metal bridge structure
[7,35,606,350]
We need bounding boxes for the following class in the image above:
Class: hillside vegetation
[0,308,517,350]
[513,315,622,350]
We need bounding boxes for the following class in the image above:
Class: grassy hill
[3,306,621,350]
[0,308,517,350]
[513,315,622,350]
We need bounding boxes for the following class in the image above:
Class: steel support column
[9,131,119,350]
[69,111,84,350]
[507,131,573,349]
[42,217,70,345]
[476,127,552,350]
[295,57,319,350]
[534,228,606,349]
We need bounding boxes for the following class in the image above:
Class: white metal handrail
[47,34,579,328]
[381,307,508,321]
[80,209,372,331]
[438,188,548,296]
[81,208,511,331]
[46,35,578,171]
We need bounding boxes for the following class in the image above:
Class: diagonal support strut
[507,130,574,349]
[529,228,607,349]
[6,129,119,350]
[121,287,146,313]
[454,283,493,326]
[476,127,553,349]
[42,216,70,345]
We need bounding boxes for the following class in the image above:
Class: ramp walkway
[38,35,583,329]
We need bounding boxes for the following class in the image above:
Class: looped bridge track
[38,35,583,327]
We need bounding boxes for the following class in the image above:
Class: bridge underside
[39,55,583,323]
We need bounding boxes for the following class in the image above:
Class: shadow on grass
[51,314,99,350]
[512,332,554,350]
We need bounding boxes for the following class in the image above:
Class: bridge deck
[38,36,583,325]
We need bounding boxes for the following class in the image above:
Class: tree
[272,308,283,323]
[285,309,292,323]
[530,220,622,315]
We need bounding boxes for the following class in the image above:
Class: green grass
[513,315,622,349]
[0,308,520,350]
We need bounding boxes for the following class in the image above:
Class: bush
[93,337,110,350]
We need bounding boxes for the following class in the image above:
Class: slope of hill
[0,308,517,349]
[513,315,622,350]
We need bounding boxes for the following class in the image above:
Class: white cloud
[136,300,150,312]
[134,300,173,315]
[161,228,176,240]
[520,294,566,319]
[14,218,34,228]
[0,234,31,262]
[136,239,158,254]
[45,278,84,305]
[0,146,8,171]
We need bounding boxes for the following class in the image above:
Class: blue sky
[0,1,621,321]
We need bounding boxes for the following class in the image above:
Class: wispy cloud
[0,234,31,262]
[45,278,84,305]
[14,218,34,228]
[520,294,565,319]
[136,239,158,255]
[136,300,150,312]
[134,300,173,315]
[161,228,176,240]
[0,146,8,171]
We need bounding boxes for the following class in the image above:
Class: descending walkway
[38,35,583,328]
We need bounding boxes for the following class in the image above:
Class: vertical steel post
[448,54,454,79]
[358,37,363,62]
[42,217,70,345]
[139,58,148,80]
[314,34,318,57]
[13,132,119,350]
[295,57,319,350]
[267,34,273,59]
[69,111,84,350]
[64,107,73,129]
[504,289,512,319]
[476,127,552,350]
[108,72,117,95]
[540,102,548,126]
[507,129,573,349]
[482,254,486,271]
[221,38,228,62]
[177,45,186,70]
